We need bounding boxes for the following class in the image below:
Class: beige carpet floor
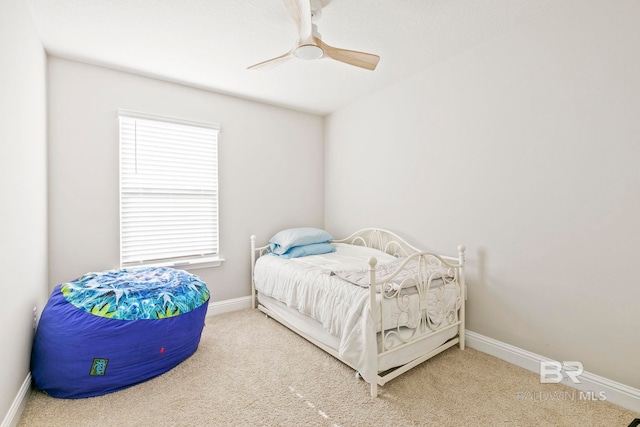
[19,308,638,426]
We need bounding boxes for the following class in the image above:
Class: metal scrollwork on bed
[376,253,462,352]
[333,228,418,258]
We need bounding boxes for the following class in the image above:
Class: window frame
[118,109,223,270]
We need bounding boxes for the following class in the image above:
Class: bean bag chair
[31,266,209,398]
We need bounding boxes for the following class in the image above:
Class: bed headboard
[332,228,421,258]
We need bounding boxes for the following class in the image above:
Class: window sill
[123,256,225,271]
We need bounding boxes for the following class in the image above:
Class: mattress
[253,243,461,382]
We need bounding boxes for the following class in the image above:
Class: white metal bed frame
[251,228,466,397]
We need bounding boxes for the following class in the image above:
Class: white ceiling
[26,0,559,115]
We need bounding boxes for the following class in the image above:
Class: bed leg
[251,235,257,309]
[458,287,466,350]
[458,245,466,351]
[370,381,378,398]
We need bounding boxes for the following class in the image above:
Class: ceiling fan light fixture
[294,44,324,60]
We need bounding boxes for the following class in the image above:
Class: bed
[251,228,466,397]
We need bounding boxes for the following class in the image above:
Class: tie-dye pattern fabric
[60,266,210,320]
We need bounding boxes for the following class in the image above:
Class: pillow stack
[268,227,336,259]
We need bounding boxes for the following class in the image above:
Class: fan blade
[247,51,294,70]
[315,37,380,71]
[282,0,313,43]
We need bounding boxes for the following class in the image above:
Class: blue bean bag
[31,266,210,398]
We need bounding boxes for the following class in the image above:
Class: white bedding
[253,243,461,383]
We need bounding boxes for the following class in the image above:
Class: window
[119,110,221,268]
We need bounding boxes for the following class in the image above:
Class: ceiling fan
[248,0,380,71]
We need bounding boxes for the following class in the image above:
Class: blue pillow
[276,242,336,259]
[269,227,334,255]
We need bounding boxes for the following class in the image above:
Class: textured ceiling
[26,0,558,115]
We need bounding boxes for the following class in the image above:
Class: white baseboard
[465,330,640,414]
[206,295,252,317]
[1,373,31,427]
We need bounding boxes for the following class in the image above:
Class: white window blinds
[119,111,220,267]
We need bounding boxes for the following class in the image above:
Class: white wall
[48,57,324,302]
[0,0,49,423]
[325,0,640,389]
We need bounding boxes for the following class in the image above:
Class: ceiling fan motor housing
[294,44,324,60]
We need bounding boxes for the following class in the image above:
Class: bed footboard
[367,244,466,397]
